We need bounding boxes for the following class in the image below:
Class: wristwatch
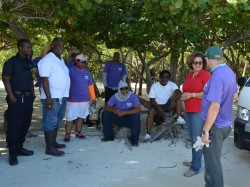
[202,130,209,135]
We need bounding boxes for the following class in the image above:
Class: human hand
[46,98,52,109]
[181,92,191,100]
[116,109,126,117]
[201,133,211,145]
[9,96,17,105]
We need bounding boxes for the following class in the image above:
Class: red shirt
[182,69,211,112]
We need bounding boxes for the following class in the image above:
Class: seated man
[101,81,141,146]
[144,70,185,141]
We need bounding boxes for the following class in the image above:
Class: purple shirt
[103,61,127,88]
[201,64,238,128]
[107,93,140,111]
[67,60,75,69]
[68,66,93,102]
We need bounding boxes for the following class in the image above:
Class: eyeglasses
[193,61,203,65]
[120,87,129,91]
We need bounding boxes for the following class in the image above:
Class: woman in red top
[181,52,211,177]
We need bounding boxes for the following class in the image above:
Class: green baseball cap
[204,46,223,60]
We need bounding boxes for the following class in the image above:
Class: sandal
[76,132,85,139]
[64,134,70,142]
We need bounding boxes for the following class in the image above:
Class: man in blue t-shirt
[201,46,238,187]
[102,52,127,103]
[101,81,141,146]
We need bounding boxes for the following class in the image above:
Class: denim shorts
[41,97,67,131]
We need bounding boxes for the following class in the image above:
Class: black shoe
[101,136,114,142]
[9,155,18,166]
[9,146,18,166]
[131,141,139,147]
[17,147,34,156]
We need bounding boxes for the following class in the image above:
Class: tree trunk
[169,48,180,84]
[7,22,29,40]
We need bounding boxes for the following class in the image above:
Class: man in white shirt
[38,38,70,156]
[144,70,185,141]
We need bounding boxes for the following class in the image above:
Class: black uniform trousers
[6,94,34,147]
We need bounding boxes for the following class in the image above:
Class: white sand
[0,85,250,187]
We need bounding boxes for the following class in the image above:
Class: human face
[19,42,32,58]
[75,59,85,70]
[51,40,64,57]
[113,53,120,61]
[159,73,170,86]
[192,57,203,73]
[120,87,129,95]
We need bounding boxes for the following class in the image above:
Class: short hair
[51,38,63,45]
[159,70,171,78]
[186,52,207,70]
[17,39,30,48]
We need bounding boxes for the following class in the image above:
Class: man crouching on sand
[101,81,141,147]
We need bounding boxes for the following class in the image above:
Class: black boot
[8,146,18,166]
[17,144,34,156]
[53,128,66,149]
[44,131,64,156]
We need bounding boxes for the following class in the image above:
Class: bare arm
[41,77,52,109]
[201,102,220,144]
[181,91,203,100]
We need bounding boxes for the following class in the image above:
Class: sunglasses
[120,87,129,91]
[193,61,203,65]
[76,59,87,63]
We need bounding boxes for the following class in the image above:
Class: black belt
[14,91,31,96]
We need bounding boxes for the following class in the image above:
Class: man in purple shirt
[201,46,238,187]
[101,81,141,146]
[102,52,127,103]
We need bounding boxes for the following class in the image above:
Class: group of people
[2,37,237,187]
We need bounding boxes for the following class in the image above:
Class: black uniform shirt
[2,53,33,92]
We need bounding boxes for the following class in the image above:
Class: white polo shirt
[148,81,178,105]
[38,52,70,99]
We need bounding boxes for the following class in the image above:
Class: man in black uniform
[2,39,35,166]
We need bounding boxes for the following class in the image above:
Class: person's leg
[75,118,85,138]
[128,114,140,145]
[17,95,34,155]
[6,95,24,165]
[102,111,115,141]
[41,99,64,156]
[105,88,117,103]
[186,112,203,174]
[146,108,157,134]
[175,101,185,124]
[64,121,73,141]
[203,125,231,187]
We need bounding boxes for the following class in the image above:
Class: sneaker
[64,134,70,142]
[144,133,151,142]
[177,116,185,124]
[76,132,85,139]
[101,136,114,142]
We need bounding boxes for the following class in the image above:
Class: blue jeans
[102,111,140,142]
[41,98,67,131]
[185,112,204,173]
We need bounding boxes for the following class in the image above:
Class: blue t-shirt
[103,61,127,88]
[68,66,93,102]
[107,93,140,111]
[201,64,238,128]
[32,57,42,87]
